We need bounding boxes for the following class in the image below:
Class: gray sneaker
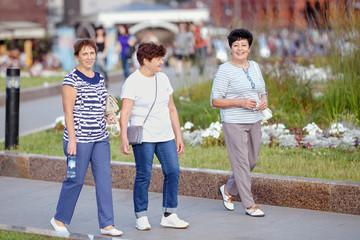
[160,213,189,229]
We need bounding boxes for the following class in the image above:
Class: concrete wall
[1,151,359,215]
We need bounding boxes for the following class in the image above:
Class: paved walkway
[0,176,359,240]
[1,65,359,239]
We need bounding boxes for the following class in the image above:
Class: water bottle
[67,155,76,178]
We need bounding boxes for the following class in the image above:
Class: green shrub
[174,80,220,129]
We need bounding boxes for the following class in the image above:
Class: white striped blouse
[210,60,267,124]
[63,68,108,143]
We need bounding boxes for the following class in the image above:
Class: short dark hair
[136,42,166,66]
[227,29,253,47]
[74,38,97,56]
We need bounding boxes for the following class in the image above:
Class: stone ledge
[0,151,359,215]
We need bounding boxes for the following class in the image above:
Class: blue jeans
[121,55,131,79]
[132,140,180,218]
[54,138,114,228]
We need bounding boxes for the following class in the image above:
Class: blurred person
[210,29,268,217]
[173,23,192,76]
[193,21,211,75]
[115,24,137,80]
[119,42,189,231]
[50,38,122,237]
[142,30,159,43]
[94,26,110,88]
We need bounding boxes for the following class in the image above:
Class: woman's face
[146,56,164,73]
[76,45,96,70]
[118,25,126,35]
[96,28,105,36]
[231,38,251,62]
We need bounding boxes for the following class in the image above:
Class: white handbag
[261,108,273,122]
[105,94,119,115]
[252,60,273,122]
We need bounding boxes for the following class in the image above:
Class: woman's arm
[62,85,77,155]
[102,35,110,58]
[168,94,184,155]
[114,40,121,55]
[212,98,257,110]
[128,36,137,47]
[119,98,134,155]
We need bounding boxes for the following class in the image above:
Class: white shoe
[219,185,234,211]
[136,216,151,231]
[50,217,69,236]
[160,213,189,229]
[100,227,123,236]
[246,205,265,217]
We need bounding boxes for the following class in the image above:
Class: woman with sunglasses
[210,28,268,217]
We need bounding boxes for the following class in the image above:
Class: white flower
[261,131,271,146]
[262,123,289,138]
[278,134,298,148]
[329,123,349,135]
[303,122,323,136]
[55,116,65,126]
[208,121,222,132]
[183,129,204,146]
[184,121,194,130]
[201,129,210,138]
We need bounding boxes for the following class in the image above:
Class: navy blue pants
[54,138,114,229]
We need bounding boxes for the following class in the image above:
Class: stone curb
[0,151,359,215]
[0,223,124,240]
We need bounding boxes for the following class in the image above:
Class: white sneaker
[136,216,151,231]
[219,185,234,211]
[246,205,265,217]
[100,227,123,236]
[50,217,70,237]
[160,213,189,229]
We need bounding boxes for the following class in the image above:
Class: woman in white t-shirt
[120,42,189,231]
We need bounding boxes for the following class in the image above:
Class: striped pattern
[63,69,108,143]
[210,61,267,123]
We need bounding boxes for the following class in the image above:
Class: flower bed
[181,121,360,150]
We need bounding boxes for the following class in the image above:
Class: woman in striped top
[50,38,122,237]
[211,29,268,217]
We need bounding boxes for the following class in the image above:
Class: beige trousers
[222,121,262,208]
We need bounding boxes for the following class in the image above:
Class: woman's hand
[105,113,117,125]
[176,137,184,155]
[120,138,132,155]
[243,99,258,110]
[257,95,268,110]
[67,138,77,156]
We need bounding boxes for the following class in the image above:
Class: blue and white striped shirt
[63,68,108,143]
[210,60,267,123]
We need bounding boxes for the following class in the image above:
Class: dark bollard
[5,68,20,149]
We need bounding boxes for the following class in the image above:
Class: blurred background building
[0,0,359,72]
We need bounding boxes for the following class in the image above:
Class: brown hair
[74,38,97,56]
[136,42,166,66]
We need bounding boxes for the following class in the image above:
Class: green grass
[0,76,63,93]
[1,129,359,182]
[0,229,71,240]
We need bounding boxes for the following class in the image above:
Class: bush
[174,80,220,129]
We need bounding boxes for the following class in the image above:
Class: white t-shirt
[121,69,175,142]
